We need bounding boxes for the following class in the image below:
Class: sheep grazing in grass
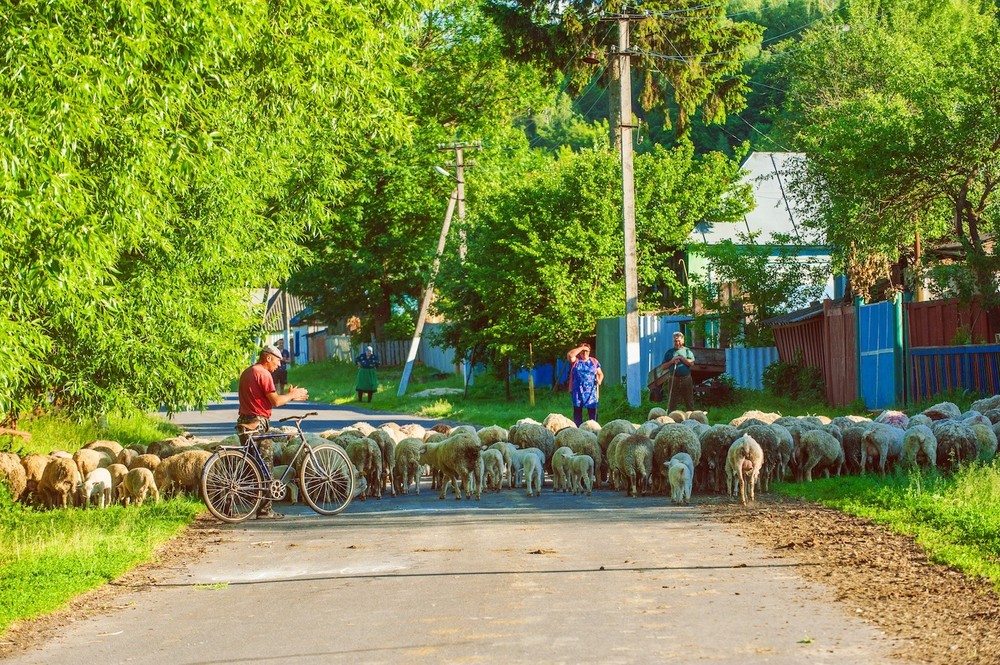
[39,457,82,509]
[551,447,575,492]
[667,452,694,505]
[971,394,1000,414]
[569,454,594,496]
[799,430,844,482]
[394,437,425,495]
[73,448,112,481]
[84,439,124,459]
[636,420,662,439]
[121,467,159,506]
[618,434,655,498]
[129,454,162,473]
[647,407,669,420]
[106,463,129,503]
[522,454,543,497]
[82,468,113,509]
[840,422,876,474]
[923,401,962,421]
[153,450,212,498]
[19,453,50,506]
[554,427,601,487]
[932,420,979,470]
[481,448,504,492]
[875,410,909,430]
[900,425,937,469]
[729,410,781,428]
[685,410,709,425]
[860,424,904,475]
[116,448,138,468]
[667,410,687,423]
[968,421,998,461]
[652,424,700,495]
[725,434,763,506]
[0,452,27,503]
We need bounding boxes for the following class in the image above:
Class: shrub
[694,374,739,407]
[762,356,825,402]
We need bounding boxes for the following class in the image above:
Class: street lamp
[434,165,453,179]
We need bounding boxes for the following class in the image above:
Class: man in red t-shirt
[237,344,309,519]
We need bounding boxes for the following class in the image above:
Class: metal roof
[762,301,826,327]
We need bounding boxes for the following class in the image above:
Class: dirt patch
[706,495,1000,665]
[0,514,223,660]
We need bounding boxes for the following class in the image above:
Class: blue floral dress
[570,358,601,408]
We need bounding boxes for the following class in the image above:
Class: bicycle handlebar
[277,411,318,423]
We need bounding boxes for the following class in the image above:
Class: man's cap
[261,344,283,360]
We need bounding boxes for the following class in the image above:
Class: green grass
[0,410,196,636]
[775,462,1000,590]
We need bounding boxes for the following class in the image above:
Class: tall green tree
[0,0,420,418]
[781,0,1000,301]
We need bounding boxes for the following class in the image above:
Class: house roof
[692,152,818,246]
[262,288,308,331]
[762,301,825,327]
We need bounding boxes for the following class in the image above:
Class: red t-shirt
[238,363,276,418]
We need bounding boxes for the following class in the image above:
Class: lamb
[900,425,937,469]
[551,447,575,492]
[487,441,517,488]
[82,468,113,509]
[569,454,595,496]
[618,434,655,498]
[510,447,546,488]
[652,424,700,495]
[153,450,212,497]
[799,429,844,482]
[38,457,82,509]
[121,467,159,506]
[394,437,425,495]
[522,453,543,497]
[553,427,601,487]
[433,431,483,500]
[725,434,763,506]
[667,452,694,504]
[481,448,505,492]
[19,453,50,506]
[0,452,27,502]
[860,424,904,474]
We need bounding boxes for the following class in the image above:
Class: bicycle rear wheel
[200,450,263,523]
[299,444,355,515]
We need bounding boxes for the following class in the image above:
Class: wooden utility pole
[397,189,460,396]
[604,12,644,407]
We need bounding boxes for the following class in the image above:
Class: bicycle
[200,411,356,523]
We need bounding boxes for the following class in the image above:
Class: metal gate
[857,300,900,408]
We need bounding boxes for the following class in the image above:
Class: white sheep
[667,452,694,505]
[82,468,113,509]
[860,424,904,475]
[522,453,543,497]
[394,437,425,495]
[487,441,517,488]
[481,448,504,492]
[432,431,483,500]
[569,454,594,496]
[510,447,545,488]
[725,434,763,506]
[618,434,654,498]
[900,425,937,469]
[799,429,844,482]
[551,446,575,492]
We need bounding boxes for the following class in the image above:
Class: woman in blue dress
[567,343,604,426]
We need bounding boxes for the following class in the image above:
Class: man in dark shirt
[663,332,696,412]
[237,344,309,519]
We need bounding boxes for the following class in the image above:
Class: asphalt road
[1,400,917,665]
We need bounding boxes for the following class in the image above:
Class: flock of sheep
[2,392,998,512]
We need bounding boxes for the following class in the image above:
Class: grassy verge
[775,463,1000,590]
[0,411,196,636]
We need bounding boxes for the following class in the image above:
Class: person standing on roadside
[567,342,604,426]
[271,338,292,395]
[237,344,309,520]
[663,331,696,413]
[355,345,380,402]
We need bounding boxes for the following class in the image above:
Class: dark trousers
[668,374,695,412]
[573,405,597,427]
[356,390,373,402]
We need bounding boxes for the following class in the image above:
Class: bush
[694,374,739,407]
[762,356,825,402]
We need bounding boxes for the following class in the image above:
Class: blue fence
[909,345,1000,402]
[726,347,778,390]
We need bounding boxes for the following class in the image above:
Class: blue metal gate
[857,300,900,408]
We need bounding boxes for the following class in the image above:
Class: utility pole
[437,141,480,384]
[604,12,645,407]
[398,189,459,396]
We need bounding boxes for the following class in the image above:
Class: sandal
[255,511,284,520]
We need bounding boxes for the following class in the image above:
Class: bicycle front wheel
[300,444,356,515]
[200,450,263,523]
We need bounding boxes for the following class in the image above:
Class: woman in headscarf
[354,345,380,402]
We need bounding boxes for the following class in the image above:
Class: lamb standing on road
[725,434,763,506]
[569,454,594,496]
[667,452,694,505]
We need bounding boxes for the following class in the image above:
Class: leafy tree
[780,0,1000,302]
[690,231,829,346]
[0,0,420,419]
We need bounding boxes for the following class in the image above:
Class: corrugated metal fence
[725,347,778,390]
